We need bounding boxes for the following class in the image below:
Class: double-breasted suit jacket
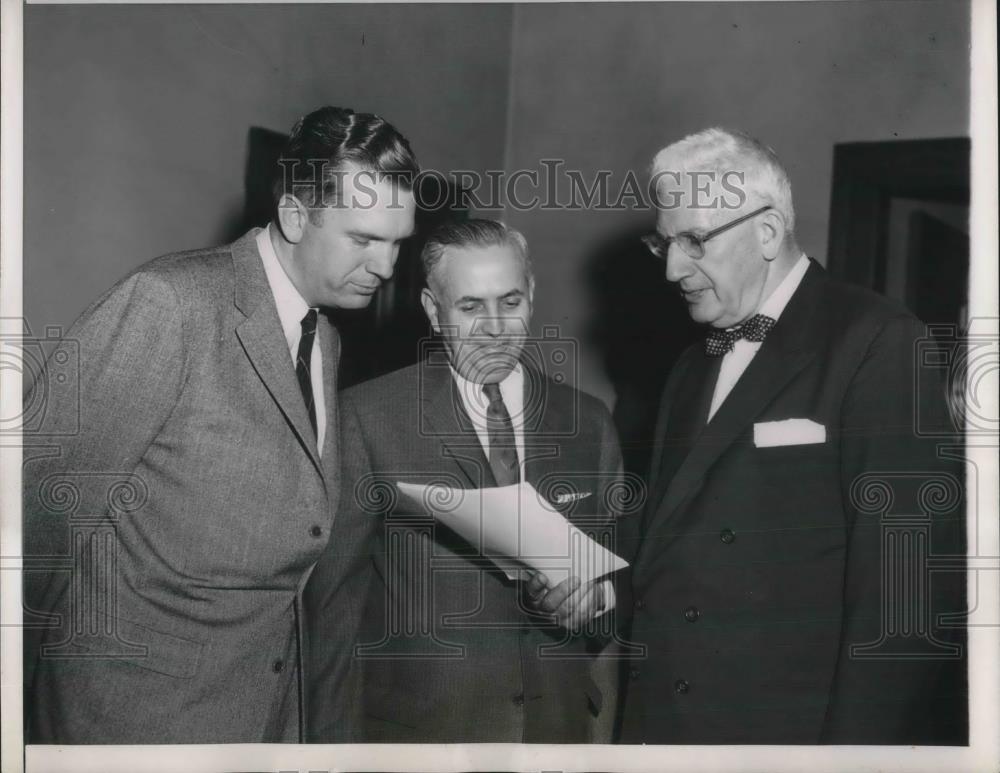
[24,229,373,743]
[618,261,966,745]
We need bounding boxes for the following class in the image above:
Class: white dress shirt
[257,225,326,453]
[450,363,615,614]
[708,254,810,421]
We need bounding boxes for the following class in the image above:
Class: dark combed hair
[271,106,419,218]
[421,218,531,287]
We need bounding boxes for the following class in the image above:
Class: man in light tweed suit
[23,106,417,743]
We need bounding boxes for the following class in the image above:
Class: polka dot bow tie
[704,314,777,357]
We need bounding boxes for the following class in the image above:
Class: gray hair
[651,127,796,234]
[421,218,532,288]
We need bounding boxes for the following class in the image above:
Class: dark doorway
[908,210,969,327]
[827,137,970,328]
[829,138,970,747]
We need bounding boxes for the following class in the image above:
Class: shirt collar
[757,253,810,323]
[256,224,313,351]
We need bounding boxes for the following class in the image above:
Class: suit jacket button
[629,668,640,680]
[512,694,525,707]
[720,528,735,544]
[674,679,689,694]
[684,606,700,623]
[272,659,285,673]
[310,525,323,538]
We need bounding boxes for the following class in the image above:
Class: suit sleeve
[596,399,625,517]
[612,345,695,635]
[822,314,966,743]
[24,270,188,488]
[23,271,187,688]
[594,402,624,613]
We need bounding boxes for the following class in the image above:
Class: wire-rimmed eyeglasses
[641,205,772,260]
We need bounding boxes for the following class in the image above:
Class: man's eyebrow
[450,285,526,306]
[346,229,407,242]
[345,229,381,241]
[453,288,524,304]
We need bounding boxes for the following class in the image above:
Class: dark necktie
[705,313,776,357]
[481,382,520,486]
[296,308,318,437]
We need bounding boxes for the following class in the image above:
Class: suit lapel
[317,312,341,487]
[650,261,826,525]
[521,365,562,488]
[419,358,495,489]
[231,230,325,482]
[645,350,719,520]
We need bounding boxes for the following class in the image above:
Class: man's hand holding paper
[524,572,607,631]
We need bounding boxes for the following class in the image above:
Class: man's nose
[367,244,397,281]
[664,244,693,283]
[478,315,505,337]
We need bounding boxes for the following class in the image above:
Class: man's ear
[420,287,441,333]
[527,275,536,305]
[275,194,310,244]
[759,208,786,261]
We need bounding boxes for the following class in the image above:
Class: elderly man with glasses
[616,128,966,745]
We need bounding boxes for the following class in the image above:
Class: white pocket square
[753,418,826,448]
[554,491,592,504]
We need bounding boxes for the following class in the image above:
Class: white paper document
[395,481,629,585]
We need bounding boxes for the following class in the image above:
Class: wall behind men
[24,3,513,336]
[24,2,970,409]
[503,0,970,405]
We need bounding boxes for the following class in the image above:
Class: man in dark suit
[305,219,625,743]
[618,128,966,744]
[23,106,418,743]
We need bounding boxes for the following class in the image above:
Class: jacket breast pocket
[751,432,832,474]
[68,616,205,679]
